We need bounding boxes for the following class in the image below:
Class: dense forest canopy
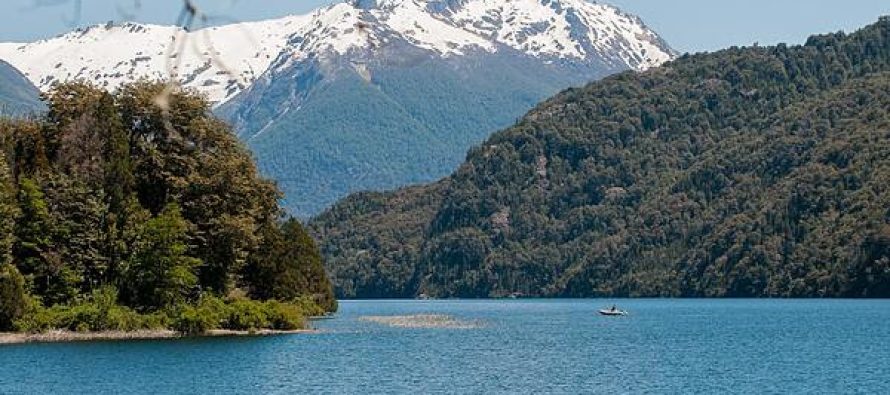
[311,17,890,299]
[0,82,335,333]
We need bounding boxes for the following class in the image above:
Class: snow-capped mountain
[0,17,306,104]
[439,0,672,67]
[270,0,672,64]
[0,0,672,106]
[0,0,675,216]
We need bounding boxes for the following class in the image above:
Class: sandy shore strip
[0,329,315,345]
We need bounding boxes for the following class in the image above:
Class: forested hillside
[220,51,620,217]
[214,0,674,217]
[0,83,334,333]
[311,17,890,299]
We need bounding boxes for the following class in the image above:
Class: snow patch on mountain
[443,0,672,69]
[378,2,496,55]
[0,17,306,103]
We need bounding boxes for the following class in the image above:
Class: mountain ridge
[1,0,674,216]
[310,17,890,298]
[0,0,673,106]
[216,0,674,216]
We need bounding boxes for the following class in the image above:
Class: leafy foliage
[169,296,226,336]
[0,81,336,333]
[14,286,166,333]
[312,18,890,298]
[0,264,27,330]
[170,296,308,335]
[244,219,336,312]
[0,151,17,266]
[122,203,201,311]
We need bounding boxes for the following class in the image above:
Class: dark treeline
[0,82,335,333]
[312,17,890,299]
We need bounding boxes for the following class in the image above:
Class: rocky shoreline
[0,329,315,345]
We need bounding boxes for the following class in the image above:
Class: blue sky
[1,0,888,53]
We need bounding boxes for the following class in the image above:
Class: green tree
[44,82,106,150]
[0,263,27,331]
[13,177,79,305]
[244,219,336,312]
[0,151,17,266]
[117,82,280,295]
[122,203,201,311]
[10,121,50,176]
[847,225,890,297]
[42,174,107,292]
[98,91,134,284]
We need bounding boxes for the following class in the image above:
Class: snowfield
[0,0,673,106]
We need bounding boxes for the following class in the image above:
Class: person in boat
[610,304,617,312]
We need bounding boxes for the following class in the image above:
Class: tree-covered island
[0,82,336,337]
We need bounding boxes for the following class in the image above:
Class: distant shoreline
[337,297,890,300]
[0,329,315,345]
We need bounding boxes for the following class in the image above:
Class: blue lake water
[1,299,889,394]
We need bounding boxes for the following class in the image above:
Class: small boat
[598,307,628,316]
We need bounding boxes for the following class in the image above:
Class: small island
[1,82,336,342]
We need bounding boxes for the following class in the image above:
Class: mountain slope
[310,17,890,298]
[0,0,673,216]
[219,0,674,216]
[222,48,621,215]
[0,60,44,116]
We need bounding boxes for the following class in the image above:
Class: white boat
[598,308,628,316]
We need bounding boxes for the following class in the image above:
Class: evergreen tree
[42,174,107,292]
[846,225,890,297]
[98,91,134,283]
[0,151,17,266]
[10,121,50,176]
[13,178,51,272]
[244,219,336,312]
[122,203,201,311]
[14,177,78,305]
[118,83,281,295]
[0,263,27,331]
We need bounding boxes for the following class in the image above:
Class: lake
[1,299,888,394]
